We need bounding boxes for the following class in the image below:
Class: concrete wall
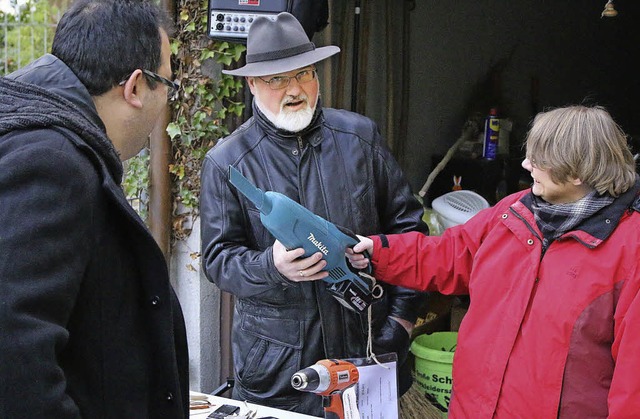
[170,218,221,393]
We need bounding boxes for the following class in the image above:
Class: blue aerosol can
[483,108,500,160]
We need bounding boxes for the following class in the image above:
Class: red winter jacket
[371,185,640,418]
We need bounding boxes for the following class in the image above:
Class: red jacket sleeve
[370,191,526,295]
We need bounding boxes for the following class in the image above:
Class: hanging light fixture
[601,0,618,18]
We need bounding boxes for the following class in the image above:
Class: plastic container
[431,190,490,229]
[411,332,458,414]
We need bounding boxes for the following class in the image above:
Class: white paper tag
[342,385,360,419]
[346,354,399,419]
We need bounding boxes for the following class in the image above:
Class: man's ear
[121,69,144,109]
[246,76,257,95]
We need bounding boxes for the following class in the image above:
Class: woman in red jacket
[345,105,640,418]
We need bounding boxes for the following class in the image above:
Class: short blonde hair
[525,105,636,196]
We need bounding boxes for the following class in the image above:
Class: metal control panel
[207,0,289,42]
[209,10,277,41]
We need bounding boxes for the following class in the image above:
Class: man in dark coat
[200,12,428,416]
[0,0,189,417]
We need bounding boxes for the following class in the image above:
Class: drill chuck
[291,365,331,393]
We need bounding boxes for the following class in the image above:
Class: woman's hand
[346,235,373,270]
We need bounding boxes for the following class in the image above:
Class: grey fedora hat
[222,12,340,77]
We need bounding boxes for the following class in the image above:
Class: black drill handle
[323,394,343,419]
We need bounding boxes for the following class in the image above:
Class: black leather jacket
[200,101,428,415]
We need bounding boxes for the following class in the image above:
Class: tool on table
[228,166,383,312]
[190,392,212,410]
[291,359,359,419]
[207,404,241,418]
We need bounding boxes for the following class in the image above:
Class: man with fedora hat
[200,12,428,415]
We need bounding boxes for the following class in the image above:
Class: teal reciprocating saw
[228,166,383,313]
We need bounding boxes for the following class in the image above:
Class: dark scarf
[0,76,123,182]
[530,190,615,241]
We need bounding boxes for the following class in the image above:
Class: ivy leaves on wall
[168,0,246,240]
[123,0,246,241]
[122,151,150,220]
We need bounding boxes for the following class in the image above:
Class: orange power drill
[291,359,359,419]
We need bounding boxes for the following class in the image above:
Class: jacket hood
[0,54,123,182]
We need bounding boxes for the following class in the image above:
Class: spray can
[483,108,500,160]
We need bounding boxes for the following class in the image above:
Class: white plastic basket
[431,190,490,229]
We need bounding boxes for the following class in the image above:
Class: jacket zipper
[509,206,551,258]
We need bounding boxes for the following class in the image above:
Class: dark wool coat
[0,55,189,418]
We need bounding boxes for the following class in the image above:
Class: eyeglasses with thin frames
[526,155,547,169]
[119,69,179,101]
[257,68,317,90]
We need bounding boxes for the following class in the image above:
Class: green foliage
[122,151,150,220]
[122,0,245,232]
[0,0,61,75]
[168,0,246,239]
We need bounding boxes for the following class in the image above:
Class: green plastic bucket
[410,332,458,414]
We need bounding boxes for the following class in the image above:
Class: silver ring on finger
[299,270,305,278]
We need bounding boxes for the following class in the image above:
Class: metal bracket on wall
[211,378,235,397]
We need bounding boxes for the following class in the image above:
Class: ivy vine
[123,0,246,242]
[122,150,150,220]
[169,0,246,241]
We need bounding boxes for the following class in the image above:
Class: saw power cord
[362,272,390,369]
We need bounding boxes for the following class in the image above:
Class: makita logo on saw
[307,233,329,255]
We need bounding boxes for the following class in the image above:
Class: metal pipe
[351,0,361,112]
[148,0,176,260]
[148,106,172,260]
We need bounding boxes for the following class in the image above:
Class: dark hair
[51,0,173,96]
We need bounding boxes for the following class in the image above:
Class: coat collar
[7,54,104,132]
[2,54,123,182]
[518,176,640,247]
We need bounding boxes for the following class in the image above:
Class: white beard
[255,93,317,133]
